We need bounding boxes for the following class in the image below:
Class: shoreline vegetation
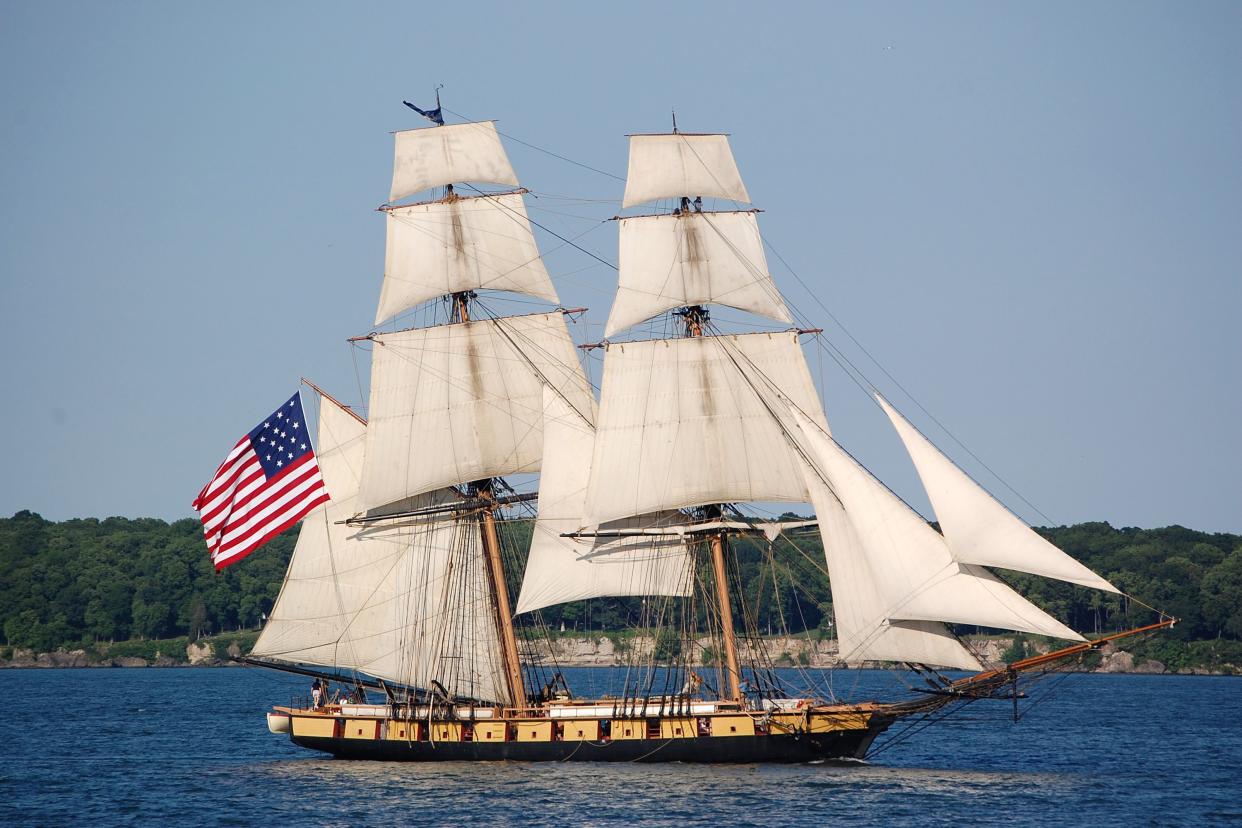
[2,511,1240,675]
[0,629,1236,675]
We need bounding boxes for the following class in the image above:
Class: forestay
[516,388,694,615]
[791,410,1084,649]
[876,395,1119,593]
[377,193,560,324]
[359,312,594,512]
[605,211,792,336]
[390,121,519,203]
[252,393,510,703]
[582,332,829,525]
[622,134,751,208]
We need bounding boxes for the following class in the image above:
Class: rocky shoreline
[1,635,1233,675]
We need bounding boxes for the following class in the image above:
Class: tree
[1201,549,1242,638]
[131,597,171,640]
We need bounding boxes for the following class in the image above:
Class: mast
[477,479,526,708]
[452,288,525,708]
[587,130,816,703]
[332,111,594,706]
[706,512,743,703]
[683,303,743,703]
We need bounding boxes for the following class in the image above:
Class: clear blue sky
[1,2,1238,532]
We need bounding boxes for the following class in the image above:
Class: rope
[461,183,618,272]
[443,106,625,183]
[763,237,1056,525]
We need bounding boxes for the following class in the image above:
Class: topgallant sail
[241,110,1174,762]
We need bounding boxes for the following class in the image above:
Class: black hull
[291,726,887,763]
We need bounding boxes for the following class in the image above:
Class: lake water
[2,668,1238,826]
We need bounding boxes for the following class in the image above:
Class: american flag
[192,393,330,571]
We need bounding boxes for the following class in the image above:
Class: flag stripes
[192,393,329,571]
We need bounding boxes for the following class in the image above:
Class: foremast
[681,303,743,703]
[585,131,808,705]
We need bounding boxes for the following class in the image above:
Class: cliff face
[534,635,1231,675]
[539,635,843,667]
[1,636,1233,674]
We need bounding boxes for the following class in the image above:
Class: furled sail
[377,192,560,324]
[582,331,829,526]
[875,395,1119,593]
[791,410,1084,654]
[622,133,750,208]
[604,211,792,336]
[359,311,595,512]
[252,392,509,703]
[390,121,519,203]
[516,388,694,615]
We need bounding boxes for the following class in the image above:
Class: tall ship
[245,104,1173,762]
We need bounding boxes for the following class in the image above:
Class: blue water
[1,668,1238,826]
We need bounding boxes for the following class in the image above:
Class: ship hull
[290,726,887,763]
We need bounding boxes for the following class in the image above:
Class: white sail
[390,121,519,203]
[791,410,1084,643]
[332,512,509,703]
[516,388,694,615]
[582,332,829,525]
[377,193,560,324]
[359,312,594,511]
[252,394,510,702]
[806,471,984,670]
[252,397,368,669]
[875,395,1119,593]
[622,133,750,208]
[604,211,792,336]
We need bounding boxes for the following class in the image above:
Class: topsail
[389,121,518,203]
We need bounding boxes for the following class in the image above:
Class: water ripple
[1,669,1238,827]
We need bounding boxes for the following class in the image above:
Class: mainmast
[336,112,595,708]
[453,288,527,708]
[705,507,742,703]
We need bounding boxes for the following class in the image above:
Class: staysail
[791,409,1084,669]
[875,395,1119,593]
[516,387,694,615]
[806,471,985,671]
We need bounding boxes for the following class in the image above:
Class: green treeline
[0,511,292,652]
[2,510,1240,668]
[531,521,1242,671]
